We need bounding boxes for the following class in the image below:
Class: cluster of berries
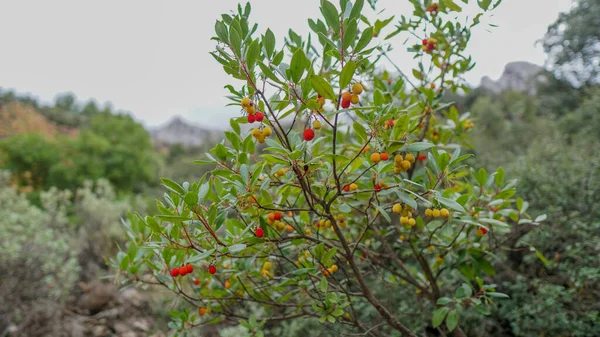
[425,208,450,218]
[322,264,339,277]
[343,183,359,192]
[198,307,211,316]
[261,261,273,278]
[340,83,364,109]
[422,37,437,53]
[370,152,389,163]
[241,97,264,124]
[170,264,193,277]
[394,204,417,227]
[251,126,272,143]
[267,212,293,232]
[394,153,415,173]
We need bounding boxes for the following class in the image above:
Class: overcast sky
[0,0,571,129]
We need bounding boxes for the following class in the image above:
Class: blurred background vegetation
[0,0,599,336]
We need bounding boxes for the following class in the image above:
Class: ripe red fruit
[193,278,200,285]
[274,212,282,221]
[247,114,256,123]
[481,227,488,234]
[303,128,315,141]
[255,112,264,122]
[186,264,193,274]
[422,39,429,45]
[417,154,427,161]
[170,268,179,277]
[380,153,389,161]
[341,100,351,109]
[208,265,217,274]
[179,266,188,276]
[343,185,350,192]
[255,227,264,238]
[374,184,382,192]
[387,120,394,127]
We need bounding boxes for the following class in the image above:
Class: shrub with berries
[114,1,546,336]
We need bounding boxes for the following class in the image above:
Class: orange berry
[370,152,381,163]
[341,91,352,101]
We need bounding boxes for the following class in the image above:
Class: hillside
[149,116,221,147]
[0,101,77,139]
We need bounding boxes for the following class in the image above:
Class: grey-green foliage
[0,171,80,302]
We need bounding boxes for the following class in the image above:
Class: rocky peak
[480,61,545,94]
[149,116,220,147]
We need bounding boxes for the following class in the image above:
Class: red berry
[255,227,264,238]
[380,153,389,161]
[303,128,315,141]
[481,227,488,234]
[343,185,350,192]
[274,212,282,221]
[247,114,256,123]
[179,266,187,276]
[422,39,429,45]
[341,100,351,109]
[170,268,179,277]
[208,265,217,275]
[193,278,200,285]
[374,184,382,192]
[417,154,427,161]
[255,112,264,122]
[387,120,394,127]
[186,264,193,274]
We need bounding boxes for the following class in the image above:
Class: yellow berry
[440,208,450,218]
[427,245,435,252]
[436,254,444,263]
[370,152,381,163]
[352,83,364,95]
[394,154,403,163]
[408,218,416,227]
[392,203,402,214]
[225,280,231,289]
[246,105,255,114]
[262,126,272,136]
[325,220,332,228]
[401,160,411,170]
[313,120,322,130]
[330,264,338,272]
[350,94,359,104]
[405,153,415,163]
[305,228,312,236]
[337,214,345,221]
[432,209,441,218]
[399,235,406,241]
[400,216,409,225]
[257,134,266,143]
[394,167,402,174]
[425,208,433,217]
[350,183,358,191]
[251,128,261,137]
[241,97,251,108]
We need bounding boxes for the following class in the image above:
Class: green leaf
[349,0,364,20]
[229,28,242,56]
[228,244,246,253]
[432,307,450,328]
[486,292,509,299]
[443,0,463,12]
[215,143,228,161]
[320,1,340,33]
[437,196,465,212]
[188,249,216,264]
[245,39,260,69]
[353,122,368,142]
[495,167,504,187]
[340,60,357,89]
[289,48,308,83]
[156,215,192,222]
[319,277,328,292]
[478,0,492,10]
[119,254,130,270]
[401,142,434,152]
[535,214,547,222]
[534,248,550,266]
[184,192,199,206]
[311,75,336,101]
[479,218,509,228]
[160,178,185,195]
[215,21,229,42]
[322,247,337,265]
[446,309,459,332]
[343,19,358,50]
[437,297,453,305]
[355,27,373,53]
[263,28,276,58]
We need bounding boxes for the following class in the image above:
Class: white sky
[0,0,571,129]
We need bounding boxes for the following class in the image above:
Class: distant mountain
[480,61,546,94]
[149,116,221,147]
